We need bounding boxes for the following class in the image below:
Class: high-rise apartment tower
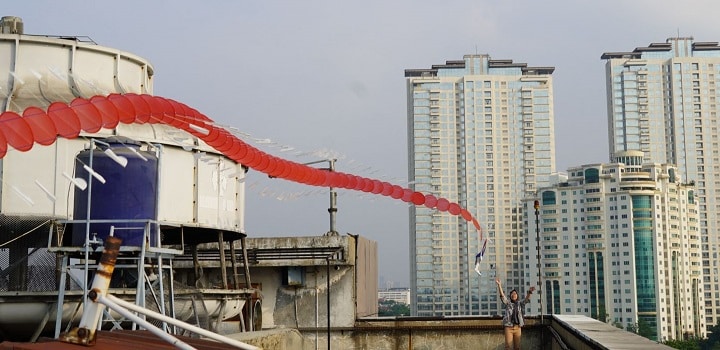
[405,55,555,316]
[602,38,720,329]
[525,151,704,341]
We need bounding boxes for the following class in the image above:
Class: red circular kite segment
[22,107,57,146]
[231,141,249,161]
[346,175,358,189]
[254,154,270,172]
[153,97,176,125]
[107,94,137,124]
[277,161,293,179]
[337,174,350,188]
[216,131,236,153]
[371,180,383,194]
[448,203,461,215]
[89,96,120,129]
[401,189,413,202]
[70,98,103,133]
[424,194,437,208]
[124,94,151,124]
[165,99,189,128]
[436,198,450,211]
[238,145,256,165]
[140,95,166,124]
[352,177,366,191]
[361,179,374,192]
[390,185,404,199]
[380,182,393,196]
[0,128,8,158]
[411,192,425,206]
[0,111,34,151]
[47,102,81,139]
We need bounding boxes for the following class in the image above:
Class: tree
[592,306,609,323]
[626,323,637,333]
[637,318,654,339]
[378,300,410,317]
[664,338,700,350]
[626,318,654,340]
[700,323,720,350]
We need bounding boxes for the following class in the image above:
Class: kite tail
[474,238,488,276]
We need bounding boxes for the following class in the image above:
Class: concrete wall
[243,234,378,330]
[251,265,356,329]
[231,315,675,350]
[354,235,378,318]
[240,318,549,350]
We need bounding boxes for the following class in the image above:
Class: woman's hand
[529,286,536,294]
[495,278,501,286]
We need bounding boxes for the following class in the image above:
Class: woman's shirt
[500,294,531,327]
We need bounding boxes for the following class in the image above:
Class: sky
[6,1,720,288]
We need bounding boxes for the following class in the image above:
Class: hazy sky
[6,1,720,287]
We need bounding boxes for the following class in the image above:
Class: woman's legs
[512,326,522,350]
[504,325,522,350]
[503,326,513,350]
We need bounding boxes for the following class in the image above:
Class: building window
[542,191,556,205]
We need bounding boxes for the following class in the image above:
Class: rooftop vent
[0,16,23,34]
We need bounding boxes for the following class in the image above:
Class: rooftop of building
[0,315,675,350]
[601,37,720,59]
[404,56,555,77]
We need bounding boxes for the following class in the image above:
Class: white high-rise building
[405,55,555,316]
[378,288,412,305]
[525,151,704,341]
[602,38,720,330]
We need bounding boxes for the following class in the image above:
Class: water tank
[0,16,23,34]
[72,137,158,247]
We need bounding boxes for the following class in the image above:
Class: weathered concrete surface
[340,327,547,350]
[227,315,677,350]
[227,328,313,350]
[298,317,549,350]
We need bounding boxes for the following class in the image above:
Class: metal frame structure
[47,139,184,337]
[58,231,259,350]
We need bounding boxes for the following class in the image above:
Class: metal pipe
[60,234,122,346]
[168,257,177,335]
[328,159,337,235]
[230,239,240,289]
[219,232,228,289]
[95,294,195,350]
[300,159,337,236]
[54,254,69,338]
[534,200,543,323]
[326,258,331,350]
[100,294,261,350]
[134,223,148,330]
[83,140,96,308]
[156,254,168,332]
[240,236,253,331]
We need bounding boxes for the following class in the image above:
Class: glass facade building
[602,38,720,330]
[525,151,704,341]
[405,55,555,316]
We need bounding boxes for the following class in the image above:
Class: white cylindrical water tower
[0,16,248,339]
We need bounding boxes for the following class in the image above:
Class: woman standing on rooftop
[496,277,535,350]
